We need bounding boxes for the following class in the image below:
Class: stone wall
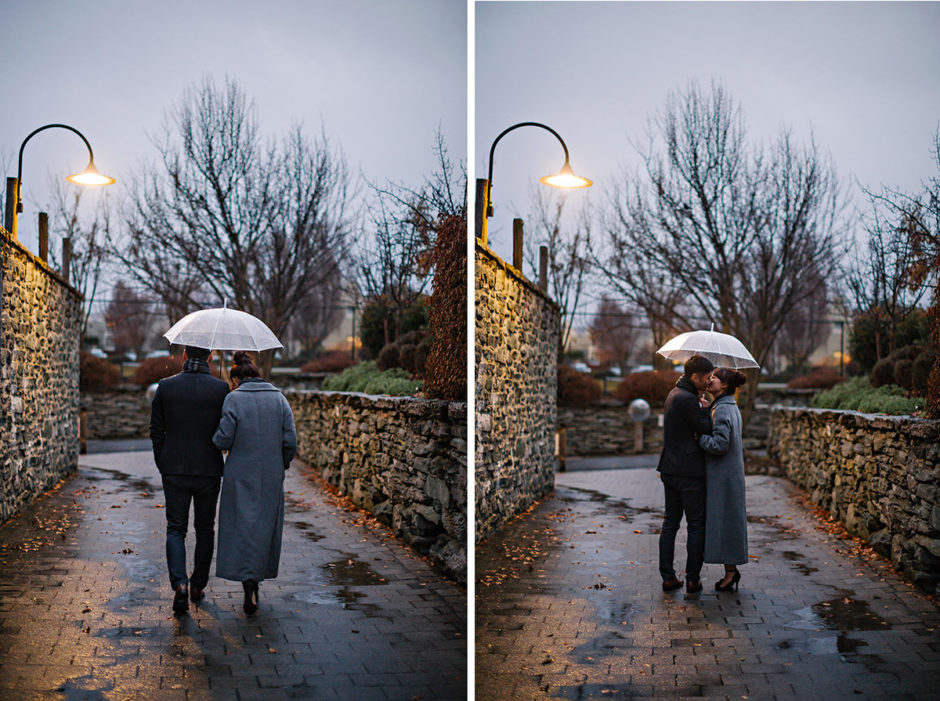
[769,407,940,593]
[81,387,151,438]
[475,243,560,541]
[557,402,663,455]
[0,227,82,524]
[286,390,467,583]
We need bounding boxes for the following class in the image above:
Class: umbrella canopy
[163,307,283,352]
[656,327,759,370]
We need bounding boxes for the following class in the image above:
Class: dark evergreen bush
[870,358,896,388]
[376,343,400,371]
[912,349,938,394]
[894,358,914,390]
[399,343,417,374]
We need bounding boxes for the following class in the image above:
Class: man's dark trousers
[162,474,221,591]
[659,473,706,582]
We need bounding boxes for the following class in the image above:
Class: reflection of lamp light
[478,121,591,245]
[5,123,115,239]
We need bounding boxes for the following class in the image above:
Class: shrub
[300,351,357,374]
[80,352,121,391]
[786,366,846,390]
[890,344,923,362]
[321,361,421,396]
[376,343,400,371]
[912,349,938,394]
[811,376,923,415]
[893,358,914,390]
[424,215,467,401]
[615,370,681,405]
[415,335,433,376]
[134,355,184,385]
[399,343,417,374]
[870,358,896,388]
[558,365,601,407]
[362,374,423,396]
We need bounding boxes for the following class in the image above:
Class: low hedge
[810,376,923,415]
[321,361,423,397]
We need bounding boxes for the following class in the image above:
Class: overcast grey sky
[476,1,940,271]
[1,0,466,261]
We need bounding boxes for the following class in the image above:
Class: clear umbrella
[656,325,759,370]
[163,307,283,351]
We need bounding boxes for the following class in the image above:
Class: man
[150,345,229,614]
[658,354,714,594]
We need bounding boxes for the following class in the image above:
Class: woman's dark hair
[714,367,748,397]
[230,351,261,381]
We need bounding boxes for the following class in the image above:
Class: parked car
[630,364,654,373]
[572,361,592,373]
[146,350,170,359]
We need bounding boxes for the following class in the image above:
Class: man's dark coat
[657,375,713,477]
[150,364,230,476]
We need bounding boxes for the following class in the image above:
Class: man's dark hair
[184,345,211,360]
[684,354,714,377]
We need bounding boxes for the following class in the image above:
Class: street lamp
[477,121,591,245]
[4,123,115,239]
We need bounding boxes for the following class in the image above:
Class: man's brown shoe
[662,577,683,591]
[190,586,205,603]
[686,579,703,593]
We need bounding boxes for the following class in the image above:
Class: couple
[149,346,297,616]
[658,354,748,594]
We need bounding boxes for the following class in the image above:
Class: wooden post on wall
[475,178,489,246]
[512,218,524,271]
[4,178,17,237]
[61,237,71,284]
[38,212,48,262]
[539,245,548,292]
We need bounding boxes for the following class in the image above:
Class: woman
[212,352,297,614]
[699,367,749,592]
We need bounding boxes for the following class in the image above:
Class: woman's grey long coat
[699,395,748,565]
[212,379,297,582]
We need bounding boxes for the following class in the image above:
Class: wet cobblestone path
[0,451,465,700]
[476,467,940,700]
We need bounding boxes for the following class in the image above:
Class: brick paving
[476,464,940,700]
[0,450,465,700]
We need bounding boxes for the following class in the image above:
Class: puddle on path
[776,632,886,668]
[82,466,160,495]
[782,549,819,576]
[292,520,324,542]
[325,555,387,586]
[788,596,891,632]
[292,554,389,614]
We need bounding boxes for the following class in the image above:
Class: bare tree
[844,191,927,360]
[357,131,466,347]
[523,187,591,360]
[588,296,638,369]
[597,81,846,423]
[48,180,111,342]
[113,76,351,374]
[105,280,155,356]
[357,190,434,346]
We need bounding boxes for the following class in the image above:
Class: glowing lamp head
[539,161,592,189]
[66,161,115,186]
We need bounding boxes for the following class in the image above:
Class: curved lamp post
[4,123,115,239]
[477,121,591,246]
